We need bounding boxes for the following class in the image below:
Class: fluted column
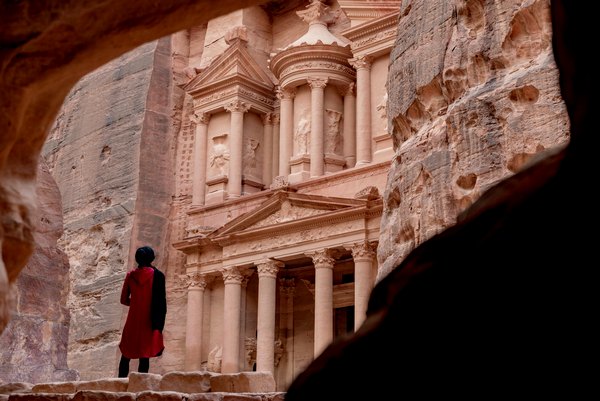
[224,100,251,198]
[221,266,244,373]
[191,112,210,205]
[341,83,356,168]
[277,87,296,177]
[272,113,280,181]
[307,77,328,177]
[306,249,335,356]
[256,259,283,373]
[185,273,208,371]
[350,242,376,330]
[261,113,274,187]
[350,56,373,166]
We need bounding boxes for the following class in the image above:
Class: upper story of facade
[177,0,400,210]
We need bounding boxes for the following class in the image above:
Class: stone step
[0,372,285,401]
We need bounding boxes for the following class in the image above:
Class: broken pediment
[184,38,276,96]
[210,191,366,239]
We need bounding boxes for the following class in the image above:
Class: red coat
[119,266,165,359]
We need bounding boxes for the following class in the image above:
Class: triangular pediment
[184,40,275,93]
[210,191,366,239]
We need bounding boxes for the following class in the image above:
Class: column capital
[186,272,213,290]
[306,249,335,269]
[191,111,211,125]
[307,77,328,89]
[279,277,296,296]
[338,82,355,97]
[276,86,297,100]
[257,259,284,278]
[349,55,374,70]
[222,266,246,284]
[348,241,377,262]
[224,100,251,114]
[272,113,280,125]
[261,112,275,126]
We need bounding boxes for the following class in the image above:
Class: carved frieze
[280,62,355,79]
[195,88,237,106]
[246,201,329,230]
[351,28,397,51]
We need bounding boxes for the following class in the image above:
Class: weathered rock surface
[378,0,570,278]
[0,160,78,383]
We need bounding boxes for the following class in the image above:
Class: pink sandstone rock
[158,372,212,393]
[31,383,76,394]
[71,391,134,401]
[136,391,186,401]
[126,373,162,393]
[209,373,275,393]
[75,380,128,393]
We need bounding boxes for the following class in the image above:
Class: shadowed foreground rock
[286,1,595,398]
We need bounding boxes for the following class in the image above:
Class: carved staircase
[0,371,285,400]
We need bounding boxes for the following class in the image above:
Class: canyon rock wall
[0,160,78,383]
[43,37,176,380]
[378,0,569,278]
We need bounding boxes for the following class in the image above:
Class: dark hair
[135,246,155,267]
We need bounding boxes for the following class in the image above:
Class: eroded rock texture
[378,0,569,278]
[0,160,78,383]
[43,37,176,380]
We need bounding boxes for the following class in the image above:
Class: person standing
[118,246,166,377]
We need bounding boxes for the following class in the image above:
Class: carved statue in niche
[376,92,388,131]
[325,109,342,154]
[206,345,222,373]
[209,134,229,176]
[295,112,311,155]
[244,138,260,176]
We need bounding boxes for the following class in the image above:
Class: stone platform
[0,371,284,400]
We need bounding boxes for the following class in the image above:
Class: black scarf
[150,267,167,332]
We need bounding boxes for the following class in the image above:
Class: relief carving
[209,134,229,176]
[244,138,260,176]
[207,345,222,373]
[325,109,342,154]
[376,92,388,131]
[295,112,311,155]
[246,201,328,230]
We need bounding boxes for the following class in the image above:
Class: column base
[373,133,394,163]
[206,175,229,205]
[289,155,311,184]
[324,154,346,174]
[242,175,264,195]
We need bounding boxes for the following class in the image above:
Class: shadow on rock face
[285,1,595,398]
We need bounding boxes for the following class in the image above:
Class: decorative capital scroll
[307,77,328,90]
[272,113,280,125]
[261,112,275,126]
[222,266,245,284]
[276,86,296,100]
[306,249,335,269]
[187,272,209,290]
[279,278,296,296]
[297,0,335,26]
[257,259,284,278]
[191,111,210,125]
[349,55,374,70]
[224,100,251,114]
[349,241,377,261]
[339,82,355,97]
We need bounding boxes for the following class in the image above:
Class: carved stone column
[307,77,328,177]
[277,87,296,177]
[278,278,296,391]
[224,100,251,198]
[221,266,245,373]
[256,259,284,373]
[341,83,356,168]
[185,272,208,371]
[350,242,376,330]
[306,249,335,356]
[191,112,210,206]
[350,56,373,166]
[262,113,274,187]
[272,113,280,179]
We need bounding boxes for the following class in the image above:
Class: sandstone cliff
[43,38,177,380]
[0,160,78,383]
[379,0,569,278]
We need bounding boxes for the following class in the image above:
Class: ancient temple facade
[172,0,399,390]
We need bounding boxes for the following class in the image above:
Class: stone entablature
[342,10,400,58]
[338,1,402,27]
